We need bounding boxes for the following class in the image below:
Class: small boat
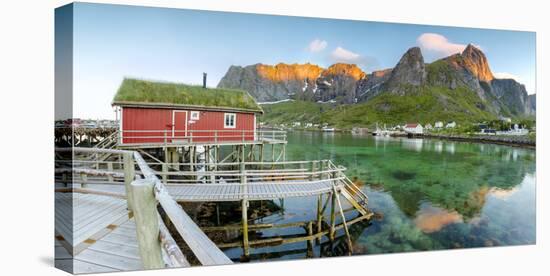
[322,127,335,132]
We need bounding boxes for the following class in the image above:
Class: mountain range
[218,44,535,124]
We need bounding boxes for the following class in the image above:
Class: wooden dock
[55,147,371,273]
[55,192,144,273]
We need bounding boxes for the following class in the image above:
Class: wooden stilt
[240,146,249,258]
[189,146,194,173]
[334,186,353,255]
[316,194,323,243]
[241,200,249,257]
[330,192,336,241]
[307,221,314,257]
[259,144,264,169]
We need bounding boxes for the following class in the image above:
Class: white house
[434,121,444,128]
[404,123,424,134]
[425,123,433,130]
[292,122,301,127]
[446,121,457,128]
[305,123,313,128]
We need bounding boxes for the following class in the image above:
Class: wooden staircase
[328,161,371,216]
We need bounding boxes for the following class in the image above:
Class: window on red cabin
[224,113,236,128]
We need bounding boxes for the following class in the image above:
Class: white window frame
[190,111,200,120]
[224,113,236,129]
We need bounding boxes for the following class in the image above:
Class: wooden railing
[56,158,349,187]
[117,129,287,145]
[55,147,232,268]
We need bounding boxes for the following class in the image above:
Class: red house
[112,78,263,145]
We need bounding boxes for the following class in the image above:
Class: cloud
[306,39,327,53]
[417,33,469,58]
[494,72,522,82]
[329,47,362,63]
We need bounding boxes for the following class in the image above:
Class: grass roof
[113,78,262,113]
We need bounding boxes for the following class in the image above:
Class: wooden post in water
[330,192,336,241]
[316,194,323,243]
[334,186,353,255]
[241,199,249,258]
[131,178,164,269]
[307,221,314,257]
[123,152,136,211]
[240,147,249,258]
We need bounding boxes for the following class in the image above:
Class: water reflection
[225,131,536,261]
[402,138,424,152]
[414,203,463,233]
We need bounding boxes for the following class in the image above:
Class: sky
[62,3,537,119]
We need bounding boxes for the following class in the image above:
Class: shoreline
[411,133,535,149]
[282,129,536,149]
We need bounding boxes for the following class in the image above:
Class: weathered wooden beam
[123,152,136,211]
[153,184,232,265]
[158,216,190,268]
[316,194,323,243]
[307,221,314,257]
[217,212,372,248]
[55,168,124,178]
[242,199,249,257]
[330,191,336,241]
[334,186,353,255]
[131,178,164,269]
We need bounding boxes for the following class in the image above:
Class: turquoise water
[223,131,536,260]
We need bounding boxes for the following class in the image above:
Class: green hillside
[260,85,499,129]
[260,101,335,125]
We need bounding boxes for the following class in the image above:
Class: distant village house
[404,123,424,134]
[445,121,457,128]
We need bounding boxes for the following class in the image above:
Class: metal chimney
[202,72,207,89]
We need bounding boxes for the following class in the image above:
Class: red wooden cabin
[112,78,263,145]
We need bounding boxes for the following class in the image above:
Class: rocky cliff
[217,63,323,102]
[218,45,534,118]
[382,47,426,95]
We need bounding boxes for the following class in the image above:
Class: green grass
[261,85,499,129]
[113,78,262,112]
[260,100,334,124]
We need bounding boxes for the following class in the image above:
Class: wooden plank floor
[165,179,340,202]
[55,192,143,274]
[80,179,343,202]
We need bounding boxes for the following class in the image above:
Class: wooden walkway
[55,147,370,271]
[55,192,144,273]
[167,179,344,202]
